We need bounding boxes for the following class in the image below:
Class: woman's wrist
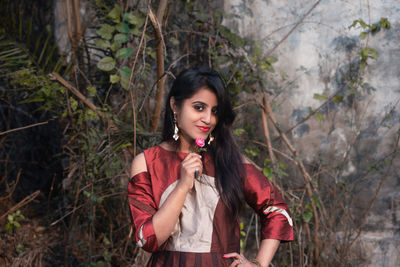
[251,259,262,267]
[176,180,192,193]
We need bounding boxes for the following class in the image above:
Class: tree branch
[0,121,48,136]
[51,72,117,131]
[263,0,322,60]
[149,1,168,132]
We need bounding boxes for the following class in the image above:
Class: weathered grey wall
[223,0,400,266]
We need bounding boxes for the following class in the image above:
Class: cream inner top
[159,174,220,252]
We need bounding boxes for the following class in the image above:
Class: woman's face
[171,87,218,146]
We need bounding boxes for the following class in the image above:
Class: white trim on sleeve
[136,225,147,247]
[264,206,293,227]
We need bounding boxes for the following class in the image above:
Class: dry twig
[0,190,40,221]
[0,121,48,136]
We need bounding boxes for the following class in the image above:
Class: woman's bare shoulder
[130,152,148,177]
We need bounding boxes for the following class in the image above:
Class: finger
[182,157,203,170]
[228,259,241,267]
[224,252,240,259]
[184,153,202,161]
[184,162,203,177]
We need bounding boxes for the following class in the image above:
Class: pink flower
[194,137,207,154]
[195,137,205,148]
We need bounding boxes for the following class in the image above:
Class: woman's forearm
[152,183,189,246]
[255,239,280,266]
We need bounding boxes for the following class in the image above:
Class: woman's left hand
[224,252,257,267]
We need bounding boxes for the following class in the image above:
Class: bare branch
[0,121,49,136]
[263,0,322,60]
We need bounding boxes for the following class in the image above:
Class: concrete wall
[222,0,400,266]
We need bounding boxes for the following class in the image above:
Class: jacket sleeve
[244,164,294,241]
[127,171,159,252]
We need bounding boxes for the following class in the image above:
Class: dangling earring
[173,112,179,141]
[208,133,214,145]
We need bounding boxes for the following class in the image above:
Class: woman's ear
[170,97,176,113]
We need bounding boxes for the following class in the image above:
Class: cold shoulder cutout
[130,152,148,177]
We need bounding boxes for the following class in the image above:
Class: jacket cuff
[135,220,158,252]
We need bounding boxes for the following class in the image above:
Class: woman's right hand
[178,153,203,192]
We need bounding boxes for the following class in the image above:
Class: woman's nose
[201,110,212,124]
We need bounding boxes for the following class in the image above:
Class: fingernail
[223,255,227,258]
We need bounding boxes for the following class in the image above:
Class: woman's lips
[197,126,210,132]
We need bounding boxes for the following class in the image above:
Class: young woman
[128,66,293,267]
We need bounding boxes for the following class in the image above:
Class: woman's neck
[176,133,195,153]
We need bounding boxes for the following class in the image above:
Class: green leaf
[94,39,110,49]
[233,128,246,136]
[265,63,275,72]
[116,48,133,59]
[332,95,344,103]
[97,24,115,40]
[19,97,44,104]
[245,147,258,158]
[170,37,180,45]
[114,33,129,44]
[147,50,156,60]
[266,56,278,63]
[303,212,313,223]
[361,48,378,60]
[380,17,391,29]
[107,4,121,23]
[370,50,378,60]
[360,32,367,40]
[315,112,324,122]
[371,24,378,33]
[115,22,130,33]
[130,27,142,36]
[124,13,144,28]
[263,167,272,179]
[218,25,245,47]
[13,221,21,228]
[121,142,132,149]
[83,191,91,198]
[97,57,116,71]
[349,20,358,29]
[313,93,328,100]
[110,74,120,83]
[120,66,132,90]
[110,42,119,52]
[5,224,12,232]
[87,86,97,97]
[70,97,78,111]
[279,162,286,170]
[359,19,368,29]
[103,237,111,245]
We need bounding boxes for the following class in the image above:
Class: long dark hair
[162,66,245,218]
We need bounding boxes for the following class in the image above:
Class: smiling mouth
[197,126,210,132]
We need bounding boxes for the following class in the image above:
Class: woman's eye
[194,105,204,111]
[212,107,218,114]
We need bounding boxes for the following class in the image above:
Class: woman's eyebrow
[191,100,218,108]
[191,100,207,106]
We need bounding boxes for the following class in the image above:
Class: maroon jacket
[128,145,293,266]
